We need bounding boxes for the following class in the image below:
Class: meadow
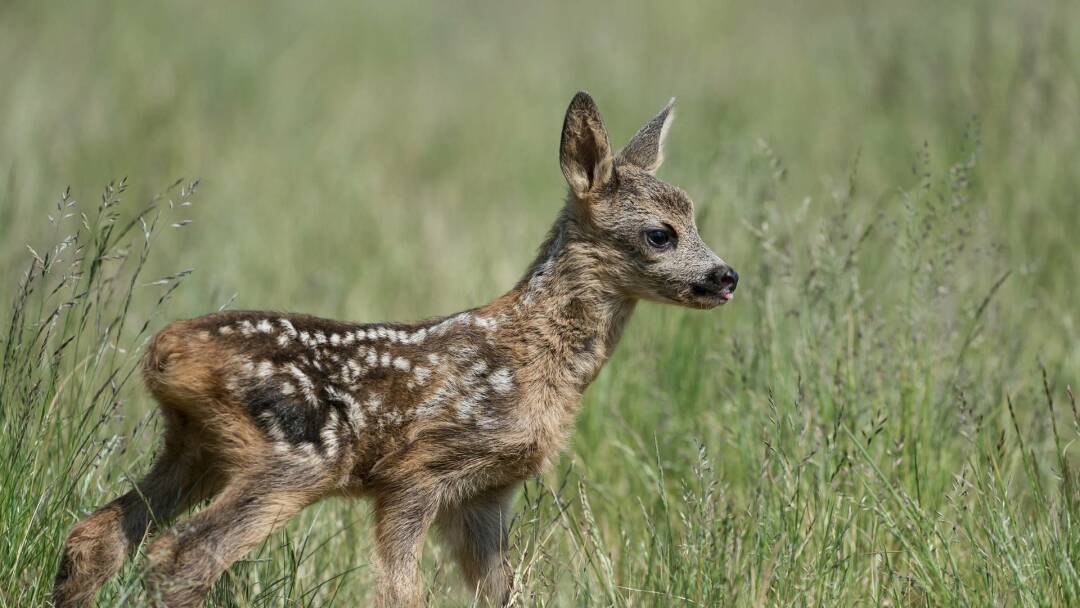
[1,0,1078,605]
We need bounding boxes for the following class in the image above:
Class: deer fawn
[53,92,738,607]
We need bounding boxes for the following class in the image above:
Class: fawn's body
[54,92,738,607]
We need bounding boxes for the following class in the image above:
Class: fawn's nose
[692,265,739,302]
[704,265,738,292]
[717,266,738,291]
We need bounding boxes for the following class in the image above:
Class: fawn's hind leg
[436,486,515,607]
[53,412,218,608]
[143,461,322,608]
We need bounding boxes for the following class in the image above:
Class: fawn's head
[558,91,737,309]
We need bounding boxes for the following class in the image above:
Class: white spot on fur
[314,331,328,345]
[329,387,365,433]
[239,320,256,336]
[277,333,290,347]
[256,360,275,380]
[256,319,273,333]
[258,411,287,442]
[330,333,341,346]
[366,350,378,366]
[321,408,340,458]
[280,382,295,396]
[431,314,470,337]
[474,316,497,331]
[348,359,364,375]
[413,366,431,384]
[427,353,442,366]
[285,363,316,404]
[365,395,383,412]
[299,331,311,345]
[380,352,391,367]
[218,325,234,335]
[490,368,513,394]
[393,357,411,372]
[454,395,480,419]
[278,319,298,337]
[414,384,449,418]
[297,442,319,461]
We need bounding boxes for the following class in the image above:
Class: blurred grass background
[1,0,1078,606]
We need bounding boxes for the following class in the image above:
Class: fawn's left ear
[617,98,676,174]
[560,91,614,197]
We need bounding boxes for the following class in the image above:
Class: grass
[1,0,1078,605]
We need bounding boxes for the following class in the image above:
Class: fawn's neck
[495,208,637,400]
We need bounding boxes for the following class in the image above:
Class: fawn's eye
[645,228,674,249]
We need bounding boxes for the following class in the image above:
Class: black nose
[708,265,738,292]
[691,266,740,300]
[718,266,738,291]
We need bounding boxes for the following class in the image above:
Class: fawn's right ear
[560,91,613,197]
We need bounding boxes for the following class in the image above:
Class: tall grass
[2,153,1076,606]
[0,180,198,606]
[1,0,1078,606]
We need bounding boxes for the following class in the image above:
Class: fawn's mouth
[687,284,735,309]
[686,282,738,306]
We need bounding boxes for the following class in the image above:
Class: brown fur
[53,92,737,607]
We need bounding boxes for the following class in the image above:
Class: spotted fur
[53,92,738,608]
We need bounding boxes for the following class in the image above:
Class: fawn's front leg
[373,488,440,608]
[436,485,516,607]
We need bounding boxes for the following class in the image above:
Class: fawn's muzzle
[690,265,738,303]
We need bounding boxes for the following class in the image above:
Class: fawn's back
[144,305,548,494]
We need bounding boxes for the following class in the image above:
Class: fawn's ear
[560,91,614,196]
[617,98,675,174]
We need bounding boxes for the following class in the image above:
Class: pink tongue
[722,292,734,301]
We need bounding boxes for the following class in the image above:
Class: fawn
[53,92,738,607]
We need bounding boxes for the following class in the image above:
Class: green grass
[1,0,1078,605]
